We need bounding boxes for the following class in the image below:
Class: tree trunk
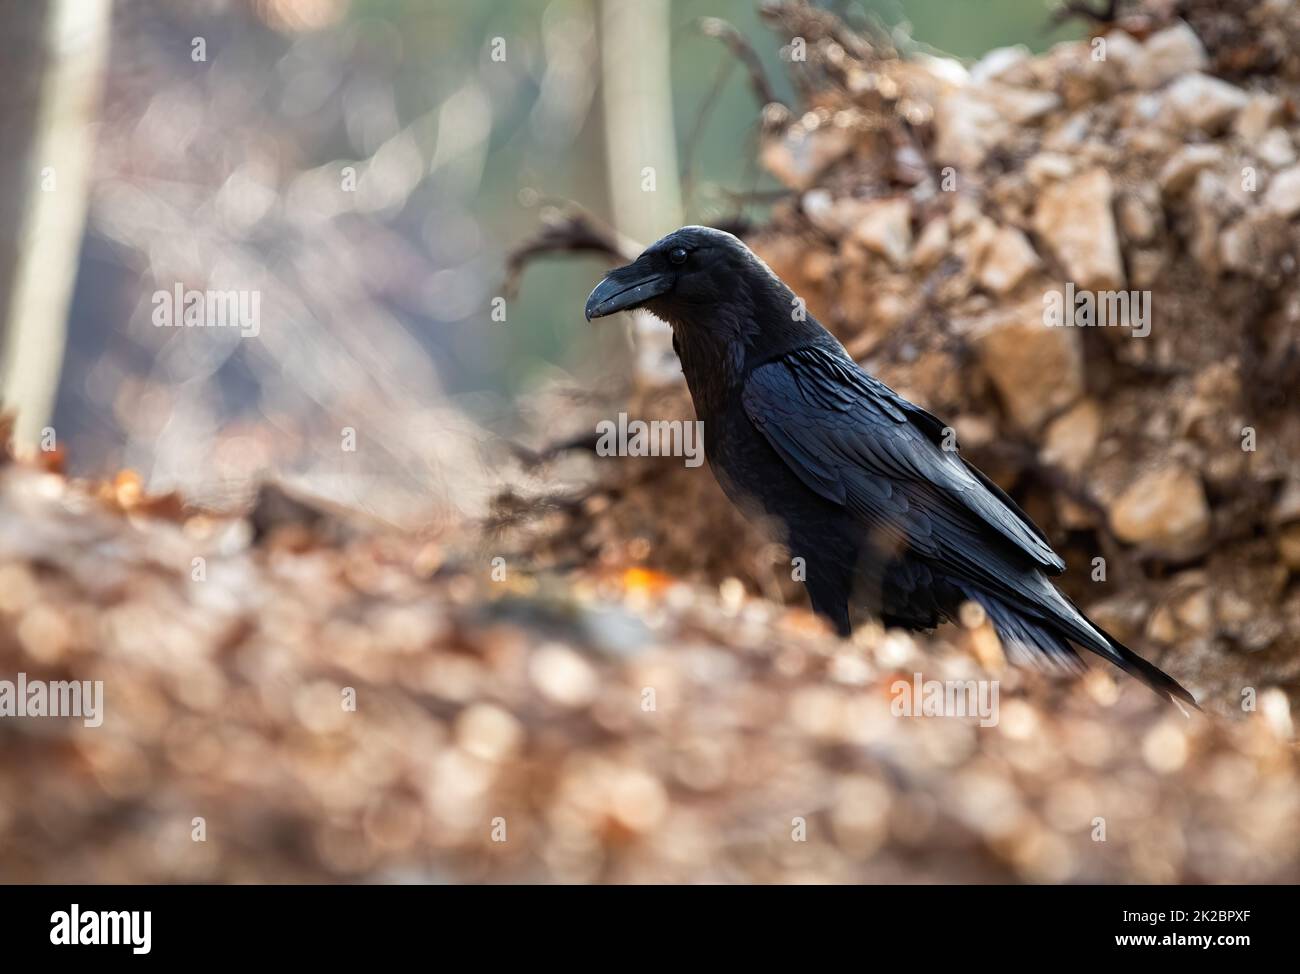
[0,0,112,451]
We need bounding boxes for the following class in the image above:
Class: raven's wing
[741,344,1065,578]
[741,345,1200,709]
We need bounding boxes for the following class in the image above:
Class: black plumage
[585,226,1196,708]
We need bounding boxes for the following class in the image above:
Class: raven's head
[585,225,822,408]
[584,226,778,327]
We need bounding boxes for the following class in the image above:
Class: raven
[586,225,1197,708]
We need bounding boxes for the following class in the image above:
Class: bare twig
[506,431,602,470]
[502,207,640,300]
[681,55,738,213]
[1049,0,1120,29]
[696,17,786,108]
[504,204,759,302]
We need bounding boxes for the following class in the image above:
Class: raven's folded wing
[741,344,1199,708]
[741,344,1066,577]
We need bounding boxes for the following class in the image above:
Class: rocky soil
[0,463,1297,883]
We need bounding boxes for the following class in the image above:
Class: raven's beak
[584,261,670,320]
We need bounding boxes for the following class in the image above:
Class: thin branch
[1048,0,1120,29]
[502,207,640,300]
[696,17,786,108]
[681,55,737,213]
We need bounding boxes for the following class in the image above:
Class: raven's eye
[669,247,688,265]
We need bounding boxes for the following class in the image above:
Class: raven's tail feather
[970,592,1087,676]
[961,588,1199,711]
[1082,613,1201,712]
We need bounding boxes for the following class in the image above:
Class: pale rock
[1108,464,1211,557]
[1033,168,1125,289]
[972,300,1084,431]
[915,53,970,86]
[850,197,913,267]
[1052,41,1110,108]
[960,216,999,269]
[1042,111,1092,152]
[948,197,984,234]
[803,193,917,269]
[1128,249,1165,288]
[1218,218,1255,274]
[868,287,916,336]
[1272,477,1300,525]
[761,123,855,191]
[1203,446,1249,489]
[1147,604,1178,644]
[1025,152,1075,187]
[1262,165,1300,218]
[952,413,997,449]
[984,83,1061,124]
[1158,144,1224,195]
[893,140,929,186]
[933,90,1007,169]
[1172,587,1213,634]
[801,250,836,286]
[1257,128,1297,169]
[801,189,840,235]
[1179,361,1241,432]
[1131,91,1165,123]
[1219,210,1290,275]
[1216,589,1255,625]
[977,226,1040,294]
[1132,21,1208,89]
[1043,36,1097,86]
[1161,73,1249,133]
[1126,127,1175,156]
[1040,398,1101,475]
[1191,166,1252,213]
[1117,191,1159,242]
[1188,169,1252,273]
[971,46,1031,84]
[1278,525,1300,570]
[1234,93,1283,141]
[1099,29,1143,77]
[1056,493,1096,531]
[911,217,950,269]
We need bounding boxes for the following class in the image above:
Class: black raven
[586,225,1197,708]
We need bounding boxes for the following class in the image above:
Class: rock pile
[514,2,1300,715]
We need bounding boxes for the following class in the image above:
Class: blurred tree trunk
[598,0,683,386]
[0,0,111,451]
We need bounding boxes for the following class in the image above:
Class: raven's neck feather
[664,272,832,417]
